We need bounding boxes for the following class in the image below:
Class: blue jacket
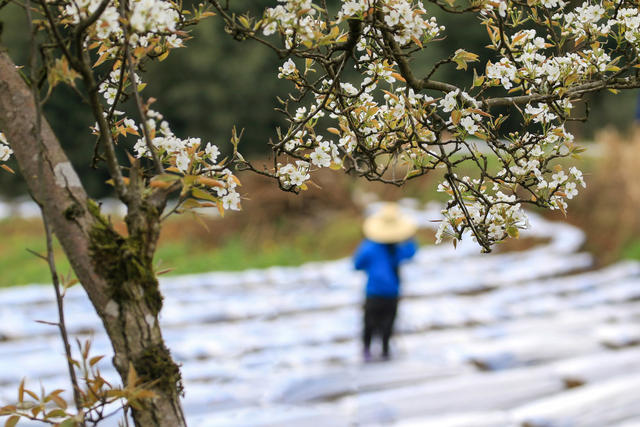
[354,239,417,298]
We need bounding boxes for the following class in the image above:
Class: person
[354,202,417,361]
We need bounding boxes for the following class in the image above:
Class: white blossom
[0,132,12,162]
[277,160,311,188]
[222,190,241,210]
[570,166,586,188]
[564,181,578,199]
[440,90,458,113]
[175,151,190,173]
[460,116,479,135]
[205,143,220,163]
[309,146,332,167]
[278,59,297,79]
[486,58,517,90]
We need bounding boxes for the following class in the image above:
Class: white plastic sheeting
[1,201,640,426]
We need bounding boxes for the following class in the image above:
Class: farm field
[2,202,640,426]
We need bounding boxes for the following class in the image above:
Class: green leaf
[45,409,67,418]
[31,405,41,418]
[237,15,250,28]
[1,164,15,174]
[89,355,104,367]
[0,405,17,416]
[451,110,462,125]
[180,199,205,210]
[127,363,138,387]
[472,68,484,88]
[24,389,38,400]
[18,379,24,403]
[572,146,587,153]
[452,49,479,71]
[4,415,19,427]
[49,394,67,409]
[191,187,217,202]
[151,173,181,183]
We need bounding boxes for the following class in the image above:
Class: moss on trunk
[87,199,163,315]
[134,343,184,396]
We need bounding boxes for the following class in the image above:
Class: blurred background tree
[0,1,636,198]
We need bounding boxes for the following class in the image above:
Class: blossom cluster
[262,0,325,49]
[557,3,608,39]
[616,8,640,44]
[220,0,640,249]
[434,157,586,246]
[274,72,442,189]
[271,10,445,190]
[422,0,640,245]
[480,1,640,98]
[130,110,241,211]
[430,86,584,244]
[483,31,613,96]
[61,0,240,213]
[62,0,180,44]
[277,161,311,188]
[435,179,530,244]
[338,0,443,45]
[482,0,508,18]
[552,5,640,57]
[98,69,144,106]
[0,132,12,162]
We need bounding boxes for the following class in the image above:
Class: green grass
[0,213,369,287]
[0,145,597,287]
[154,237,316,274]
[621,240,640,262]
[0,218,72,287]
[154,214,366,275]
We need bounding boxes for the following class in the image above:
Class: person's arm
[354,240,371,270]
[397,239,417,262]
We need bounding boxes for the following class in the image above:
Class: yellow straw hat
[363,203,418,243]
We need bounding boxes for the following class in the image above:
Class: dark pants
[363,296,398,357]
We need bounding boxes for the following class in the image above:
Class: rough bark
[0,49,186,426]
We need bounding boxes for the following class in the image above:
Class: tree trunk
[0,49,186,426]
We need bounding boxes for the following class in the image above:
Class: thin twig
[25,0,85,418]
[119,0,164,175]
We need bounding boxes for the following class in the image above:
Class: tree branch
[25,2,85,415]
[119,0,164,175]
[379,19,457,93]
